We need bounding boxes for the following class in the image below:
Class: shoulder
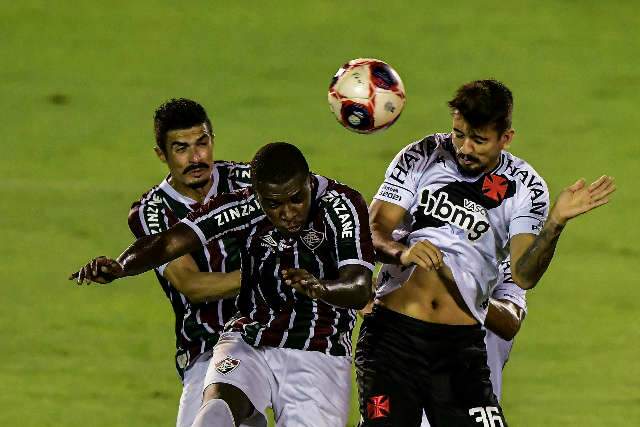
[499,151,548,193]
[214,160,252,187]
[129,184,164,215]
[384,133,451,183]
[395,132,447,162]
[317,175,368,220]
[319,175,365,203]
[200,186,254,212]
[128,185,170,235]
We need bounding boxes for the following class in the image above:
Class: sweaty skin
[377,258,477,325]
[370,199,477,325]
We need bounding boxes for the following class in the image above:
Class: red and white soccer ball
[328,58,406,134]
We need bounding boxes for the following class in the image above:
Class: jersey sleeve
[127,195,172,275]
[492,258,527,312]
[181,191,261,246]
[373,139,430,211]
[324,190,375,271]
[509,168,550,237]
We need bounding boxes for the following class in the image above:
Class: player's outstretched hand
[69,256,124,285]
[282,268,327,300]
[550,175,616,225]
[399,240,443,271]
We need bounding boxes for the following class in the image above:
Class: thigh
[176,351,212,427]
[424,335,508,426]
[270,349,352,427]
[355,316,423,427]
[204,332,275,417]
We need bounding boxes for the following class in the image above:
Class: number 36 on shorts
[468,406,505,427]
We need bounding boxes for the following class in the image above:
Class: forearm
[318,274,372,310]
[484,299,525,341]
[371,227,407,264]
[117,224,200,277]
[513,218,565,290]
[180,271,241,303]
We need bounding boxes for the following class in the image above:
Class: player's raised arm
[510,175,616,290]
[70,222,201,285]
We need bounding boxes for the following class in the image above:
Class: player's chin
[456,161,481,176]
[186,177,210,189]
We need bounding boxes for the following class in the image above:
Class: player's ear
[501,128,515,150]
[154,146,168,164]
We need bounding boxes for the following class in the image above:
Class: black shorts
[355,305,507,427]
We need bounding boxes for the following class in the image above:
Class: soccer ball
[328,58,406,134]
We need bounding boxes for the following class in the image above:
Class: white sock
[192,398,235,427]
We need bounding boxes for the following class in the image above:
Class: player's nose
[460,137,475,154]
[280,203,297,221]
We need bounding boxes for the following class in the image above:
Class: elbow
[511,272,537,291]
[501,320,521,341]
[352,278,373,310]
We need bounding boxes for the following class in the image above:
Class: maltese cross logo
[367,395,390,419]
[482,174,509,202]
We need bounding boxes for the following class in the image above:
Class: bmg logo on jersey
[418,188,490,241]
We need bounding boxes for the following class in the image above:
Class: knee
[202,383,254,423]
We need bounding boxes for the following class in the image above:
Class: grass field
[1,1,639,425]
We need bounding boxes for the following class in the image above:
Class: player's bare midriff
[377,264,478,325]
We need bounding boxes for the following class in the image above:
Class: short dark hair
[251,142,309,185]
[448,79,513,136]
[153,98,212,152]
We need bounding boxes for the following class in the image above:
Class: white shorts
[205,332,352,427]
[177,351,212,427]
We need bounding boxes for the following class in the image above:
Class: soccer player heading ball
[358,79,615,426]
[71,142,375,427]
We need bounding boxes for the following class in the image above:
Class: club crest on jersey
[176,350,189,370]
[418,188,490,241]
[482,174,509,202]
[215,356,240,375]
[300,228,325,250]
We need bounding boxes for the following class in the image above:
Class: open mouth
[285,224,303,233]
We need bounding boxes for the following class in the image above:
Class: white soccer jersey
[374,133,548,322]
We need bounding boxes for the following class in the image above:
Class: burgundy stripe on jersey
[127,161,247,378]
[183,175,374,357]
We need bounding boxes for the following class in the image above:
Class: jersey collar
[159,165,219,207]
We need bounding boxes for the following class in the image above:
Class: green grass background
[1,1,638,425]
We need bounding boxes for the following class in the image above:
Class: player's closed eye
[290,192,304,204]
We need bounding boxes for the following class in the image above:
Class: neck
[169,177,213,204]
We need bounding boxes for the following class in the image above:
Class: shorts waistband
[369,304,481,337]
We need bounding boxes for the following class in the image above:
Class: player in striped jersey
[71,142,374,427]
[358,79,615,426]
[78,99,251,427]
[421,258,526,426]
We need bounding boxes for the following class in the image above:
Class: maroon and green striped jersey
[182,174,375,357]
[128,160,251,379]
